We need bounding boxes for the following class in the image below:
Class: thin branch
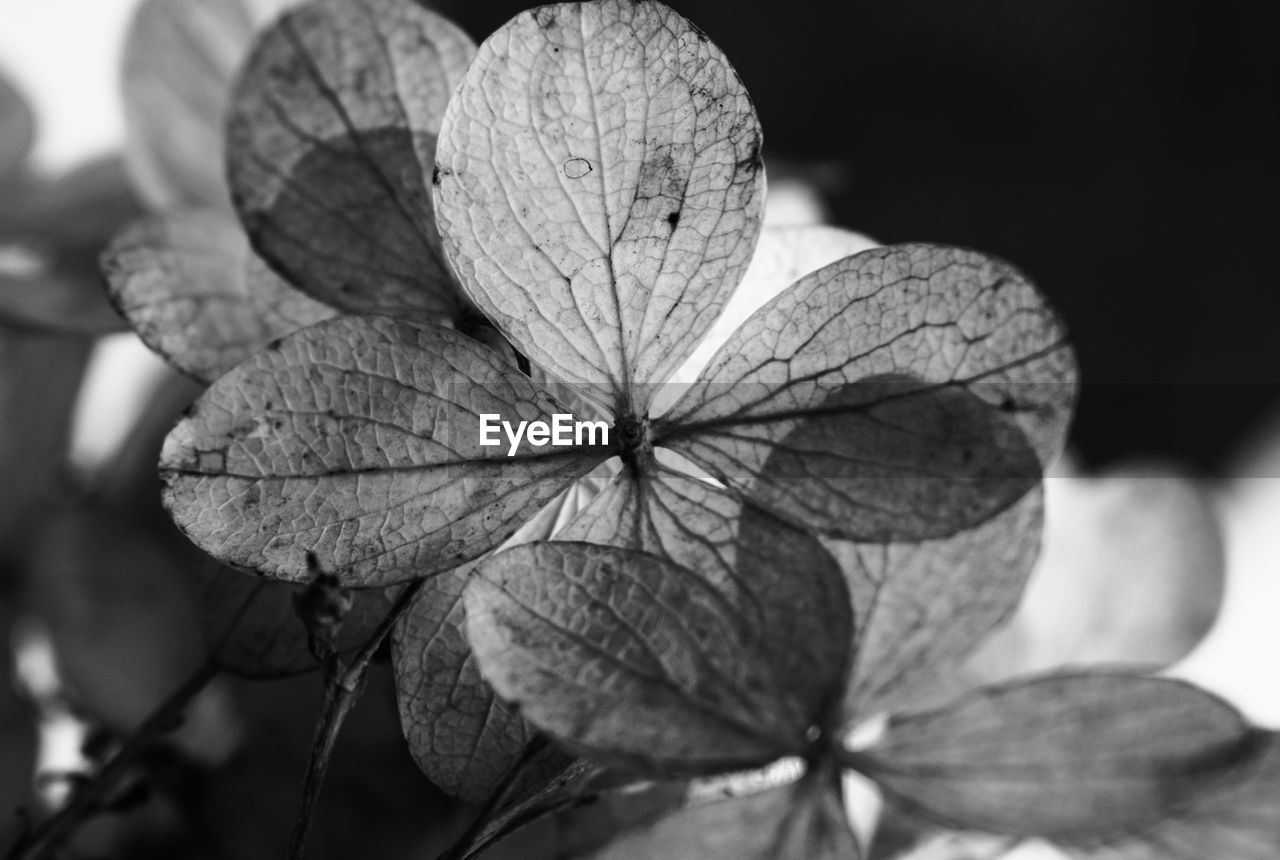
[4,658,221,860]
[437,735,551,860]
[286,578,427,860]
[284,655,364,860]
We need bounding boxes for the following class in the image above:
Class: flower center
[614,412,652,467]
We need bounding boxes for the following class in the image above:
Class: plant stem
[437,736,551,860]
[284,657,363,860]
[285,579,426,860]
[4,657,221,860]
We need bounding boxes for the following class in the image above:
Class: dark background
[438,0,1280,473]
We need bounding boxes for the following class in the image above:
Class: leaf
[868,735,1280,860]
[159,315,606,586]
[434,0,765,414]
[559,465,756,577]
[657,243,1075,542]
[122,0,299,210]
[0,158,139,335]
[199,560,400,678]
[833,487,1044,723]
[227,0,475,316]
[0,71,34,182]
[967,461,1224,682]
[102,211,335,383]
[724,373,1042,542]
[517,458,621,543]
[667,224,880,389]
[870,738,1280,859]
[558,466,854,720]
[651,224,878,417]
[392,568,566,803]
[464,534,851,777]
[1066,730,1280,859]
[391,458,613,802]
[588,776,861,860]
[858,673,1264,842]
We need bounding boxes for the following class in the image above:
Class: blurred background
[0,0,1278,857]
